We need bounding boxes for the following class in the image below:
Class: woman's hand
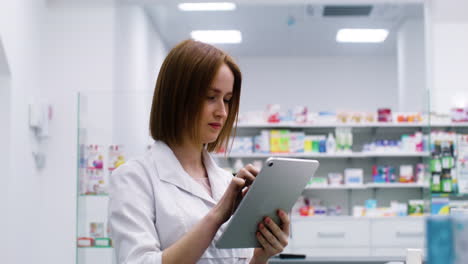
[211,164,259,225]
[251,210,290,264]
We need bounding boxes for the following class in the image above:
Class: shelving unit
[213,120,433,260]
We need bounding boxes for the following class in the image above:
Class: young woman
[108,39,290,264]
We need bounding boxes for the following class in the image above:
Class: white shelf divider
[214,152,430,159]
[304,182,428,190]
[236,122,468,128]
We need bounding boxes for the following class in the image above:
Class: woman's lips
[209,123,222,129]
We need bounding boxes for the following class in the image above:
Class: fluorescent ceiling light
[336,28,389,43]
[178,2,236,11]
[191,30,242,44]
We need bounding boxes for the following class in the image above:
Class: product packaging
[253,130,270,153]
[328,173,343,186]
[94,238,112,248]
[293,106,308,123]
[90,222,105,238]
[270,130,281,153]
[416,163,428,184]
[326,133,336,154]
[457,135,468,194]
[451,108,468,123]
[278,130,290,153]
[431,198,450,215]
[86,144,104,170]
[408,200,425,216]
[86,169,106,195]
[77,237,94,247]
[344,168,363,186]
[353,206,365,217]
[289,132,305,153]
[265,104,281,123]
[394,112,423,123]
[377,108,392,122]
[452,216,468,264]
[426,217,454,264]
[232,137,253,154]
[303,136,313,153]
[308,177,328,187]
[400,165,415,183]
[108,145,125,171]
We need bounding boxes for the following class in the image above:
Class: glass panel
[76,91,153,264]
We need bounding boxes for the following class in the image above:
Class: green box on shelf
[94,237,112,248]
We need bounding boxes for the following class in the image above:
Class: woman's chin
[203,137,218,145]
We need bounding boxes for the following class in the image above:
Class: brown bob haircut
[149,39,241,152]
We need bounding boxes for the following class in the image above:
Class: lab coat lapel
[203,150,229,202]
[151,141,216,205]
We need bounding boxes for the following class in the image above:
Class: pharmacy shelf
[431,122,468,127]
[291,215,427,221]
[431,193,468,198]
[304,185,367,190]
[304,183,429,190]
[78,246,113,249]
[365,182,429,188]
[268,256,407,263]
[214,152,430,159]
[236,122,468,129]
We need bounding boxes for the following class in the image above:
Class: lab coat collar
[203,150,229,202]
[151,141,226,205]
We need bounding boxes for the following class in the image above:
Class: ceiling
[145,3,424,57]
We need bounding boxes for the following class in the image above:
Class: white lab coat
[108,140,254,264]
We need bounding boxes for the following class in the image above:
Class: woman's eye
[224,99,231,103]
[207,96,216,100]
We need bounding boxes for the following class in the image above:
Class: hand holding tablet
[216,157,319,248]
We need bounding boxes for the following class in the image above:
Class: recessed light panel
[336,28,389,43]
[178,2,236,11]
[191,30,242,44]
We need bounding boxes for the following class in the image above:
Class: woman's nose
[216,101,227,117]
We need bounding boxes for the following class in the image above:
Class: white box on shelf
[345,168,364,186]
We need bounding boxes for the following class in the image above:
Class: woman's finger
[256,232,275,253]
[241,186,250,197]
[244,163,259,176]
[278,210,290,236]
[263,217,288,247]
[236,168,256,186]
[258,223,283,251]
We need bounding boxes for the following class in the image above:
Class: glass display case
[76,91,154,264]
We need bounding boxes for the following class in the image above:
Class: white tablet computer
[215,157,319,249]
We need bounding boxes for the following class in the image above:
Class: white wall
[0,1,116,263]
[39,5,116,264]
[237,56,398,113]
[0,38,10,262]
[113,5,167,158]
[397,19,427,112]
[428,0,468,113]
[1,2,168,263]
[0,1,50,263]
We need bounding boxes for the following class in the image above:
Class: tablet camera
[268,161,274,167]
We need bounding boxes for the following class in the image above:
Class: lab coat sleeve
[108,160,162,264]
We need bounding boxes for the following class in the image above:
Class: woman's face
[198,63,234,145]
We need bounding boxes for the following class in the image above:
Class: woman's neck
[170,140,207,178]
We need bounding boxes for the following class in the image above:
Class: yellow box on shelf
[270,130,290,153]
